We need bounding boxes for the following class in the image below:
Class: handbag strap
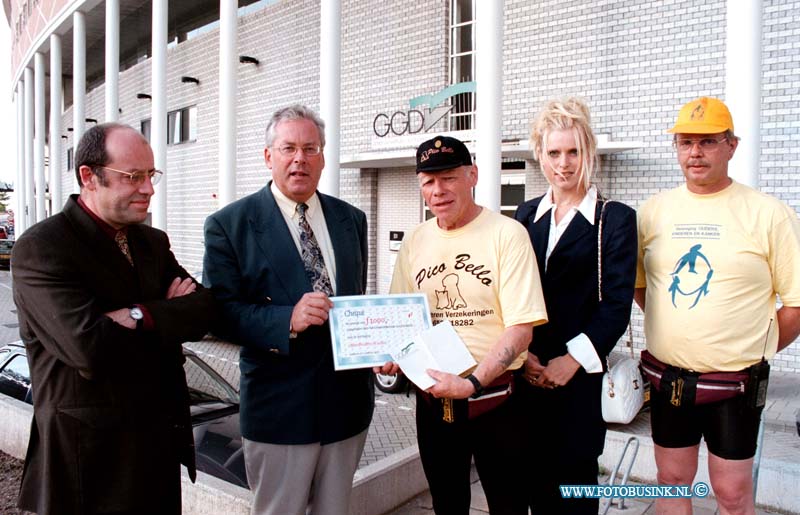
[597,199,608,302]
[626,321,634,359]
[605,327,635,371]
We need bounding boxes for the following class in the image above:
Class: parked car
[375,371,408,394]
[0,237,13,269]
[0,341,247,488]
[0,342,29,402]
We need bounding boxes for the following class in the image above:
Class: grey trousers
[243,429,368,515]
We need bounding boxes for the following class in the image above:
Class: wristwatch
[129,306,144,330]
[466,373,484,399]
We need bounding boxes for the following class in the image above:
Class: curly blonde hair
[530,97,598,193]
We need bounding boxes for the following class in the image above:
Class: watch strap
[466,373,484,399]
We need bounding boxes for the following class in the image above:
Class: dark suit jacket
[203,184,373,445]
[11,195,215,515]
[514,196,637,459]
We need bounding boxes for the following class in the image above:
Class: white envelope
[390,320,477,390]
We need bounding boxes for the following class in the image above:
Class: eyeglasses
[673,137,729,153]
[99,166,163,185]
[273,144,322,157]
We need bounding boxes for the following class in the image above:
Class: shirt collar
[270,181,320,220]
[76,195,125,239]
[533,185,598,225]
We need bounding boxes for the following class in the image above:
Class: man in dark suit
[203,104,372,515]
[11,123,216,515]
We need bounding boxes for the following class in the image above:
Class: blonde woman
[514,98,637,514]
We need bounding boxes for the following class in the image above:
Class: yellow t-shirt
[636,181,800,371]
[390,208,548,370]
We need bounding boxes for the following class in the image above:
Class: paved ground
[0,450,24,515]
[0,270,18,342]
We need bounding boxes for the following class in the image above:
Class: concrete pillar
[73,11,86,194]
[473,0,502,212]
[15,84,26,235]
[319,0,340,197]
[24,67,34,228]
[105,0,120,122]
[50,34,63,214]
[34,52,46,222]
[725,0,761,188]
[151,0,167,229]
[218,0,237,208]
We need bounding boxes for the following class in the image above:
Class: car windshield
[184,353,239,404]
[0,352,31,402]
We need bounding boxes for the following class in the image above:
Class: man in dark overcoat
[12,123,215,515]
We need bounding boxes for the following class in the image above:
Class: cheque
[329,293,432,370]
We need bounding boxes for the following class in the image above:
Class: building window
[168,106,198,145]
[141,107,197,145]
[500,173,526,218]
[141,119,151,142]
[449,0,476,131]
[66,148,73,171]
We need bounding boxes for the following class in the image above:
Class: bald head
[74,123,149,187]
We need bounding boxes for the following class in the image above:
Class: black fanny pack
[641,350,769,408]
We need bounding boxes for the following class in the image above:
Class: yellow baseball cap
[667,97,734,134]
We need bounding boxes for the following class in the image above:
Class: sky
[0,18,16,187]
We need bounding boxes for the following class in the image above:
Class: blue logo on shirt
[669,244,714,309]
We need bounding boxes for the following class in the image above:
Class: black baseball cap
[415,136,473,173]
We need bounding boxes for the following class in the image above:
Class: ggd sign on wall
[372,82,476,137]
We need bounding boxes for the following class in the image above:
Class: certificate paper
[329,294,432,370]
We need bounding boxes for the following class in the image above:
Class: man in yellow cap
[634,97,800,514]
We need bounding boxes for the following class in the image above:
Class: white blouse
[531,185,603,374]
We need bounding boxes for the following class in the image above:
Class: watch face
[130,307,144,320]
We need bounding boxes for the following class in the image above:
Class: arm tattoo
[497,344,517,369]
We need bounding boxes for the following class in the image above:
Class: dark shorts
[650,385,763,460]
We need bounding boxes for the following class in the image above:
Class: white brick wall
[338,0,446,293]
[53,0,800,371]
[59,0,323,274]
[505,0,727,211]
[376,167,422,294]
[339,0,447,154]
